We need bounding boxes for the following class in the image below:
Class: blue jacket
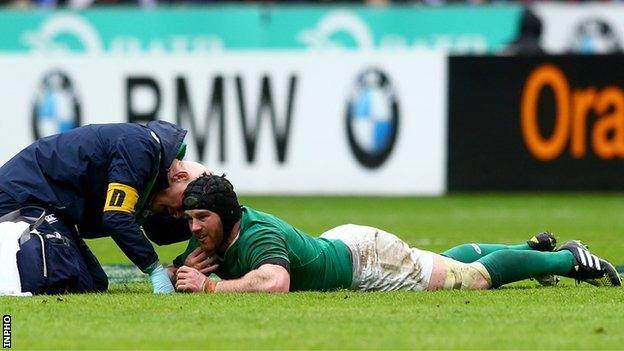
[0,121,189,272]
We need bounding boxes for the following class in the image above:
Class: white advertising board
[0,51,446,195]
[534,3,624,54]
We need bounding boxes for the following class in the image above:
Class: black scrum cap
[183,174,242,236]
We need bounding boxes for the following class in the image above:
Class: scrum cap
[183,174,242,236]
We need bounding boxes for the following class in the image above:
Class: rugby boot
[526,232,559,285]
[527,231,557,251]
[557,240,622,287]
[532,275,561,287]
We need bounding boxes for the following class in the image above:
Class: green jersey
[175,207,353,291]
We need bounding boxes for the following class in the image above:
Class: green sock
[477,250,574,288]
[441,243,531,263]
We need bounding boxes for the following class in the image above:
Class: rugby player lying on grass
[173,174,622,293]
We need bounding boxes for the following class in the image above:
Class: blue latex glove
[149,264,175,294]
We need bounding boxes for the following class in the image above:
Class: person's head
[182,174,242,252]
[150,160,211,218]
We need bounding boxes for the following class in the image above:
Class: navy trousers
[0,190,108,294]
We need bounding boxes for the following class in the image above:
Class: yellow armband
[104,183,139,213]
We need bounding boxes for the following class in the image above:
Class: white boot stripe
[583,250,594,268]
[577,247,588,266]
[593,256,601,270]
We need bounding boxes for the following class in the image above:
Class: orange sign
[521,64,624,161]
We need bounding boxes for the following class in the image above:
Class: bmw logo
[32,70,81,140]
[569,19,622,54]
[346,68,399,169]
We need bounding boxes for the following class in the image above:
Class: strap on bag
[0,206,46,244]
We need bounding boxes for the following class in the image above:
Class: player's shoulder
[239,207,286,241]
[240,207,283,231]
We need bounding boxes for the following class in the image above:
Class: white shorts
[321,224,433,292]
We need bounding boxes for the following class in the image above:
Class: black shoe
[527,232,557,251]
[557,240,622,287]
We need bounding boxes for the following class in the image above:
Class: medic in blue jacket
[0,121,191,294]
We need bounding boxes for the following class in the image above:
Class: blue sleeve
[102,135,160,272]
[103,212,158,272]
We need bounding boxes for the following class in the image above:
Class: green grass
[3,194,624,349]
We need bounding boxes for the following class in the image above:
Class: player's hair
[183,174,242,236]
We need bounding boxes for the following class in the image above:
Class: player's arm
[177,226,291,293]
[176,263,290,293]
[214,264,290,292]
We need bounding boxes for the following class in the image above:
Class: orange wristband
[203,278,217,293]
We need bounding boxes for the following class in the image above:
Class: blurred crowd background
[1,0,620,57]
[0,0,618,9]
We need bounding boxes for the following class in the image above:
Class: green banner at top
[0,5,521,54]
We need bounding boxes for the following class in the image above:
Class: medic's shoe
[557,240,622,287]
[527,232,557,252]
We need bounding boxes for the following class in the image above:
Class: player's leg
[476,242,621,288]
[475,250,573,288]
[431,240,621,290]
[428,249,574,290]
[440,232,556,263]
[427,254,491,290]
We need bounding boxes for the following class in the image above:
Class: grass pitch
[3,194,624,349]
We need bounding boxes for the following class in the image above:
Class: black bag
[1,207,82,294]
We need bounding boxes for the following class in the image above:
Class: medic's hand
[149,264,176,294]
[184,248,220,275]
[176,266,216,293]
